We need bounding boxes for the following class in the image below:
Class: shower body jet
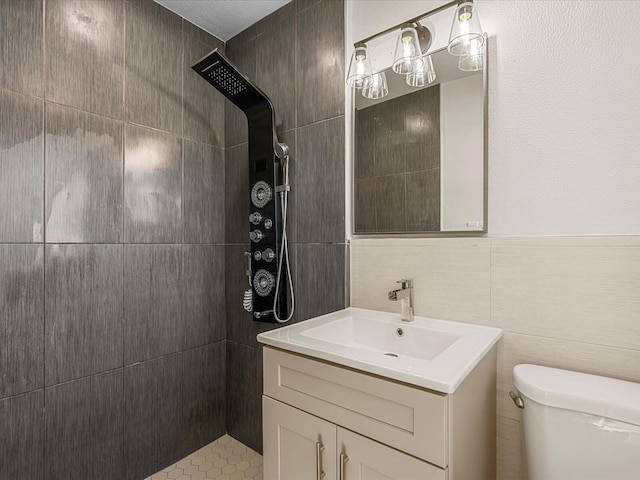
[192,49,292,323]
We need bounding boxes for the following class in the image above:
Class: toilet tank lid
[513,364,640,426]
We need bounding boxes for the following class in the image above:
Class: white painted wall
[347,0,640,235]
[441,74,484,231]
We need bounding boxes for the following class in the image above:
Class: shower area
[0,0,345,478]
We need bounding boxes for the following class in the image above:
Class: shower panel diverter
[192,49,293,323]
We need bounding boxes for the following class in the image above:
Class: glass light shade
[458,53,484,71]
[346,43,372,89]
[392,24,423,75]
[362,72,389,100]
[448,2,484,56]
[407,55,436,87]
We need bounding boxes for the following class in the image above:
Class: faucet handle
[397,278,413,288]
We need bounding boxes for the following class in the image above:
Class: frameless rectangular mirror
[351,5,487,235]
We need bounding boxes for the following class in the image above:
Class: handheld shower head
[274,142,289,160]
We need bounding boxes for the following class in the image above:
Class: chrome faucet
[388,279,414,323]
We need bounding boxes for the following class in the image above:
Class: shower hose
[272,150,295,323]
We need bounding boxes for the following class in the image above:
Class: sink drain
[384,352,399,358]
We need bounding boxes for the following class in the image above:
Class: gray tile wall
[1,0,348,472]
[224,0,347,453]
[0,0,226,477]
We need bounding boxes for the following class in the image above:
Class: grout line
[0,339,229,401]
[120,0,127,446]
[122,10,128,452]
[0,242,229,247]
[489,238,493,326]
[41,0,47,471]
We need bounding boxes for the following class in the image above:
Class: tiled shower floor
[146,435,263,480]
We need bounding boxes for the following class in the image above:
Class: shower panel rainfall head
[192,48,273,116]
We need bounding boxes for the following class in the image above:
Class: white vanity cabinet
[264,396,443,480]
[262,346,497,480]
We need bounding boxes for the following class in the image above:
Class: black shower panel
[192,49,287,323]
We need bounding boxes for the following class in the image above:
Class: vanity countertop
[257,307,502,393]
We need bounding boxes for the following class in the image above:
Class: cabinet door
[264,396,337,480]
[337,427,446,480]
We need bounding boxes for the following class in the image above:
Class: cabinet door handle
[316,442,325,480]
[339,453,349,480]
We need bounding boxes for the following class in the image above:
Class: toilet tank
[513,364,640,480]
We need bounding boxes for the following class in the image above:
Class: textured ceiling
[155,0,291,41]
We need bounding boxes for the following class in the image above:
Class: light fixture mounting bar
[355,0,460,46]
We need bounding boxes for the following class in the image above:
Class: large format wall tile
[183,18,221,47]
[295,244,345,321]
[226,341,262,453]
[255,17,295,132]
[296,0,322,14]
[491,242,640,349]
[253,0,295,38]
[373,100,405,176]
[46,104,123,243]
[0,245,43,399]
[124,244,182,364]
[183,32,225,147]
[0,91,43,243]
[124,353,183,480]
[405,86,440,172]
[296,116,345,243]
[276,129,298,243]
[497,415,526,480]
[182,245,225,349]
[0,0,43,97]
[295,0,344,127]
[355,107,374,179]
[375,173,405,232]
[125,0,182,134]
[183,140,224,244]
[406,169,440,232]
[354,177,376,232]
[45,370,124,480]
[124,124,182,243]
[350,238,492,324]
[181,342,226,457]
[45,244,123,385]
[225,143,249,243]
[0,390,44,478]
[46,0,124,118]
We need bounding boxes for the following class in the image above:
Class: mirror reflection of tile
[355,85,441,233]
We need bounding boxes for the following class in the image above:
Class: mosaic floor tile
[146,435,262,480]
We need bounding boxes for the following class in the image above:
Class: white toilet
[512,364,640,480]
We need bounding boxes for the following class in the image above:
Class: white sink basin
[300,315,461,361]
[257,308,502,393]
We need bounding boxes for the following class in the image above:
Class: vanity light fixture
[362,71,389,99]
[346,0,485,97]
[447,1,484,57]
[406,54,436,87]
[346,42,373,89]
[458,50,484,71]
[392,23,424,75]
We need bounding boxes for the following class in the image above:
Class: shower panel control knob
[262,248,275,262]
[264,218,273,229]
[249,230,264,243]
[249,212,263,225]
[251,181,272,208]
